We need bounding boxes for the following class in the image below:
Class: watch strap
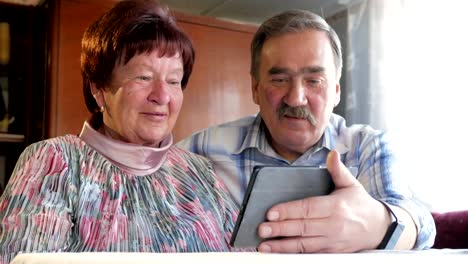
[377,201,405,250]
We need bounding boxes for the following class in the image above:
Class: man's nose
[148,80,170,105]
[283,79,307,107]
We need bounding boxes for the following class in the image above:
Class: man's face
[252,30,341,161]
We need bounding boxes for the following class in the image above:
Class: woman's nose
[148,81,170,105]
[283,80,307,107]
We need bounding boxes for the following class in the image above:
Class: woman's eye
[168,80,181,86]
[136,76,152,81]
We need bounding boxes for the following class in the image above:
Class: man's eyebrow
[268,67,290,75]
[301,66,326,74]
[268,66,326,75]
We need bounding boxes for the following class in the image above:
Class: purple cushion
[432,211,468,249]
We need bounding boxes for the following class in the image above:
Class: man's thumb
[326,150,359,189]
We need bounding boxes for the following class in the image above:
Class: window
[343,0,468,212]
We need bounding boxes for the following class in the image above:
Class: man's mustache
[278,104,317,126]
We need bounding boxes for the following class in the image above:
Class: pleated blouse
[0,121,240,263]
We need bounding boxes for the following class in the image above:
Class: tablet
[230,166,335,248]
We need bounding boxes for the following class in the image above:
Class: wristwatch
[377,201,405,250]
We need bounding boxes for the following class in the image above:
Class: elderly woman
[0,0,240,262]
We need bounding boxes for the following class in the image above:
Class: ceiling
[0,0,42,5]
[0,0,360,23]
[160,0,362,26]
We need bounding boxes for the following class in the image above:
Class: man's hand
[256,150,392,253]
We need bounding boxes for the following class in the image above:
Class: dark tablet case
[230,166,335,248]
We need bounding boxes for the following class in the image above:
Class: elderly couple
[0,0,435,262]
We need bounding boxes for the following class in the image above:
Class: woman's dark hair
[81,0,195,113]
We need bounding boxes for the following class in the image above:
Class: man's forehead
[262,30,330,49]
[259,31,335,76]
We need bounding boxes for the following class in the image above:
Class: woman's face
[93,50,184,147]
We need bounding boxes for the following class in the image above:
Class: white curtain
[345,0,468,212]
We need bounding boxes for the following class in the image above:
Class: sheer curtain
[345,0,468,212]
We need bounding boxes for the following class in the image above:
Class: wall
[48,0,258,142]
[326,10,348,119]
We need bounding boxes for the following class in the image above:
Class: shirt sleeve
[356,131,436,249]
[175,131,208,156]
[0,140,74,263]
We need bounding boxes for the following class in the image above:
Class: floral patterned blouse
[0,122,240,263]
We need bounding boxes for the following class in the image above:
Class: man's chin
[279,132,318,148]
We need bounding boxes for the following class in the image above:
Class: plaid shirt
[177,113,435,249]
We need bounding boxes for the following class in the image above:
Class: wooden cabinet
[48,0,259,142]
[0,1,49,190]
[47,0,115,139]
[173,13,259,141]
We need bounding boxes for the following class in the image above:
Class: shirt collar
[234,114,268,154]
[79,120,172,176]
[233,113,349,156]
[321,118,350,155]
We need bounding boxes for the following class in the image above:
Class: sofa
[431,210,468,249]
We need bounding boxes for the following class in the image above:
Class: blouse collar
[79,120,172,176]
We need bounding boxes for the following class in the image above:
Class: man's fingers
[326,150,360,189]
[258,236,342,253]
[266,196,333,221]
[258,218,330,238]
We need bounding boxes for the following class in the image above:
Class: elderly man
[177,9,435,253]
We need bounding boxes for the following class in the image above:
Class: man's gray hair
[250,9,342,80]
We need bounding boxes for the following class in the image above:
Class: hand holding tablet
[230,166,335,248]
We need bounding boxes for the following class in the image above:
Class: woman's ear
[90,83,105,108]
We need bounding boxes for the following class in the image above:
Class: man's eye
[272,78,289,83]
[306,79,322,86]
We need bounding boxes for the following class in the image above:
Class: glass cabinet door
[0,21,9,133]
[0,2,48,193]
